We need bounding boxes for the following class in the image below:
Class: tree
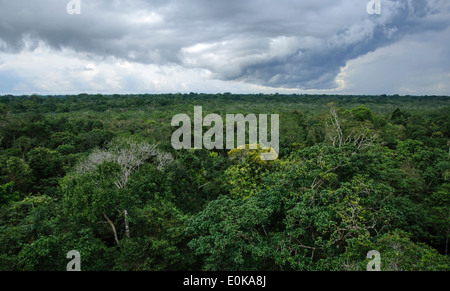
[26,147,64,181]
[4,157,33,193]
[225,144,277,199]
[2,94,449,271]
[0,182,19,206]
[18,235,64,271]
[426,183,450,254]
[113,200,193,271]
[351,105,374,122]
[63,137,173,245]
[186,195,273,271]
[339,230,450,271]
[75,137,172,189]
[165,149,227,213]
[325,107,378,151]
[62,162,128,245]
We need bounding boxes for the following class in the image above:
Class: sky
[0,0,449,96]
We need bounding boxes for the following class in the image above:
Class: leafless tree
[76,138,173,188]
[326,107,378,151]
[156,151,174,171]
[76,138,173,243]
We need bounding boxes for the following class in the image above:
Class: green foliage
[225,145,277,199]
[113,200,193,271]
[61,167,123,225]
[186,195,273,271]
[0,94,449,271]
[60,228,112,271]
[351,105,374,122]
[339,230,450,271]
[0,182,20,206]
[18,235,65,271]
[166,149,227,213]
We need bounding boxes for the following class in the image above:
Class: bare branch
[123,210,130,239]
[75,138,173,188]
[326,108,378,151]
[156,151,174,171]
[103,212,119,246]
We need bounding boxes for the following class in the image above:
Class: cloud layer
[0,0,449,94]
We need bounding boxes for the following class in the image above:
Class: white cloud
[336,26,450,95]
[0,41,279,95]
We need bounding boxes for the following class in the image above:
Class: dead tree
[76,138,173,244]
[326,108,378,151]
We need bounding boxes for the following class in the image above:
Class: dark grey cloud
[0,0,449,90]
[218,0,450,89]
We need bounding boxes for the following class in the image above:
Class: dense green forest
[0,93,449,271]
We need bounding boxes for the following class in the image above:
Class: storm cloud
[0,0,449,94]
